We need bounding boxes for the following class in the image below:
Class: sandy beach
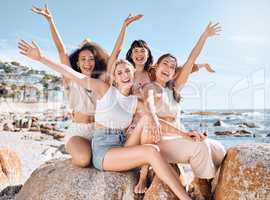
[0,102,67,114]
[0,131,69,183]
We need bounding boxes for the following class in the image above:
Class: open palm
[203,63,215,73]
[31,4,51,20]
[18,40,42,61]
[205,22,222,37]
[124,14,143,27]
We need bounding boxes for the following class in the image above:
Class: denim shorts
[92,128,126,171]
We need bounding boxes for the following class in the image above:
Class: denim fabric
[91,128,126,170]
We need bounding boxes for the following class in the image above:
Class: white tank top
[157,87,186,130]
[65,81,96,115]
[95,86,138,129]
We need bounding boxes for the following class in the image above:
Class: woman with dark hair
[137,23,226,198]
[125,40,214,97]
[107,16,217,193]
[126,39,154,71]
[31,5,141,168]
[107,20,224,196]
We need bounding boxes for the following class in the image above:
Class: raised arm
[106,14,143,82]
[18,40,109,96]
[174,22,221,91]
[175,62,215,78]
[32,4,69,65]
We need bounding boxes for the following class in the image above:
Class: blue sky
[0,0,269,109]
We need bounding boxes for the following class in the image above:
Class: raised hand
[202,63,215,73]
[18,40,42,61]
[79,38,92,48]
[186,131,206,142]
[124,14,143,27]
[204,22,222,37]
[31,4,52,20]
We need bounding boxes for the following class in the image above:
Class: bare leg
[125,116,189,194]
[66,136,91,167]
[103,145,191,200]
[134,123,152,194]
[124,116,151,193]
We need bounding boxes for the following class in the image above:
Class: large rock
[213,120,227,127]
[143,175,178,200]
[143,164,181,200]
[15,159,139,200]
[214,130,253,137]
[239,122,259,128]
[0,148,22,191]
[0,185,22,200]
[215,143,270,200]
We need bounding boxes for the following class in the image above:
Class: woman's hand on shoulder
[186,131,207,142]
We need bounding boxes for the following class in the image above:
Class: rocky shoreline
[1,143,269,200]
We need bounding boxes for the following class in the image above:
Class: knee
[197,140,211,155]
[67,136,92,167]
[144,144,161,160]
[66,136,84,153]
[72,153,91,168]
[209,140,226,165]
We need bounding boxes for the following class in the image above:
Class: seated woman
[18,40,198,199]
[31,4,142,168]
[107,19,223,195]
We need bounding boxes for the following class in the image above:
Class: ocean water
[55,109,270,149]
[181,109,270,148]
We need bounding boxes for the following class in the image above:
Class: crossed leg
[103,144,192,200]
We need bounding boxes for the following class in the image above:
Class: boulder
[0,148,22,191]
[214,131,233,136]
[214,130,252,137]
[213,120,227,127]
[15,159,139,200]
[215,143,270,200]
[2,123,14,132]
[239,122,259,128]
[143,164,182,200]
[188,178,212,200]
[143,175,178,200]
[0,185,22,200]
[233,130,252,137]
[40,124,65,140]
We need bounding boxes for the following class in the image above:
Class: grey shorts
[92,128,126,171]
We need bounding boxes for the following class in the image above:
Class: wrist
[38,55,45,62]
[202,31,209,39]
[46,16,53,22]
[147,112,158,123]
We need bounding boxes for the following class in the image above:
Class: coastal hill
[0,59,64,103]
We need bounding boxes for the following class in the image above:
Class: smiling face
[77,50,95,76]
[114,61,135,90]
[131,47,149,67]
[155,55,177,85]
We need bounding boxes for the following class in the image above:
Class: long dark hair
[126,40,153,71]
[69,42,109,79]
[153,53,181,103]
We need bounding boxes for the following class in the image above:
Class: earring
[112,80,118,87]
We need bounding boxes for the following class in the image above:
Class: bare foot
[134,176,147,194]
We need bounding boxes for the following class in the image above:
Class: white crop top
[65,81,96,115]
[95,86,138,129]
[157,87,186,130]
